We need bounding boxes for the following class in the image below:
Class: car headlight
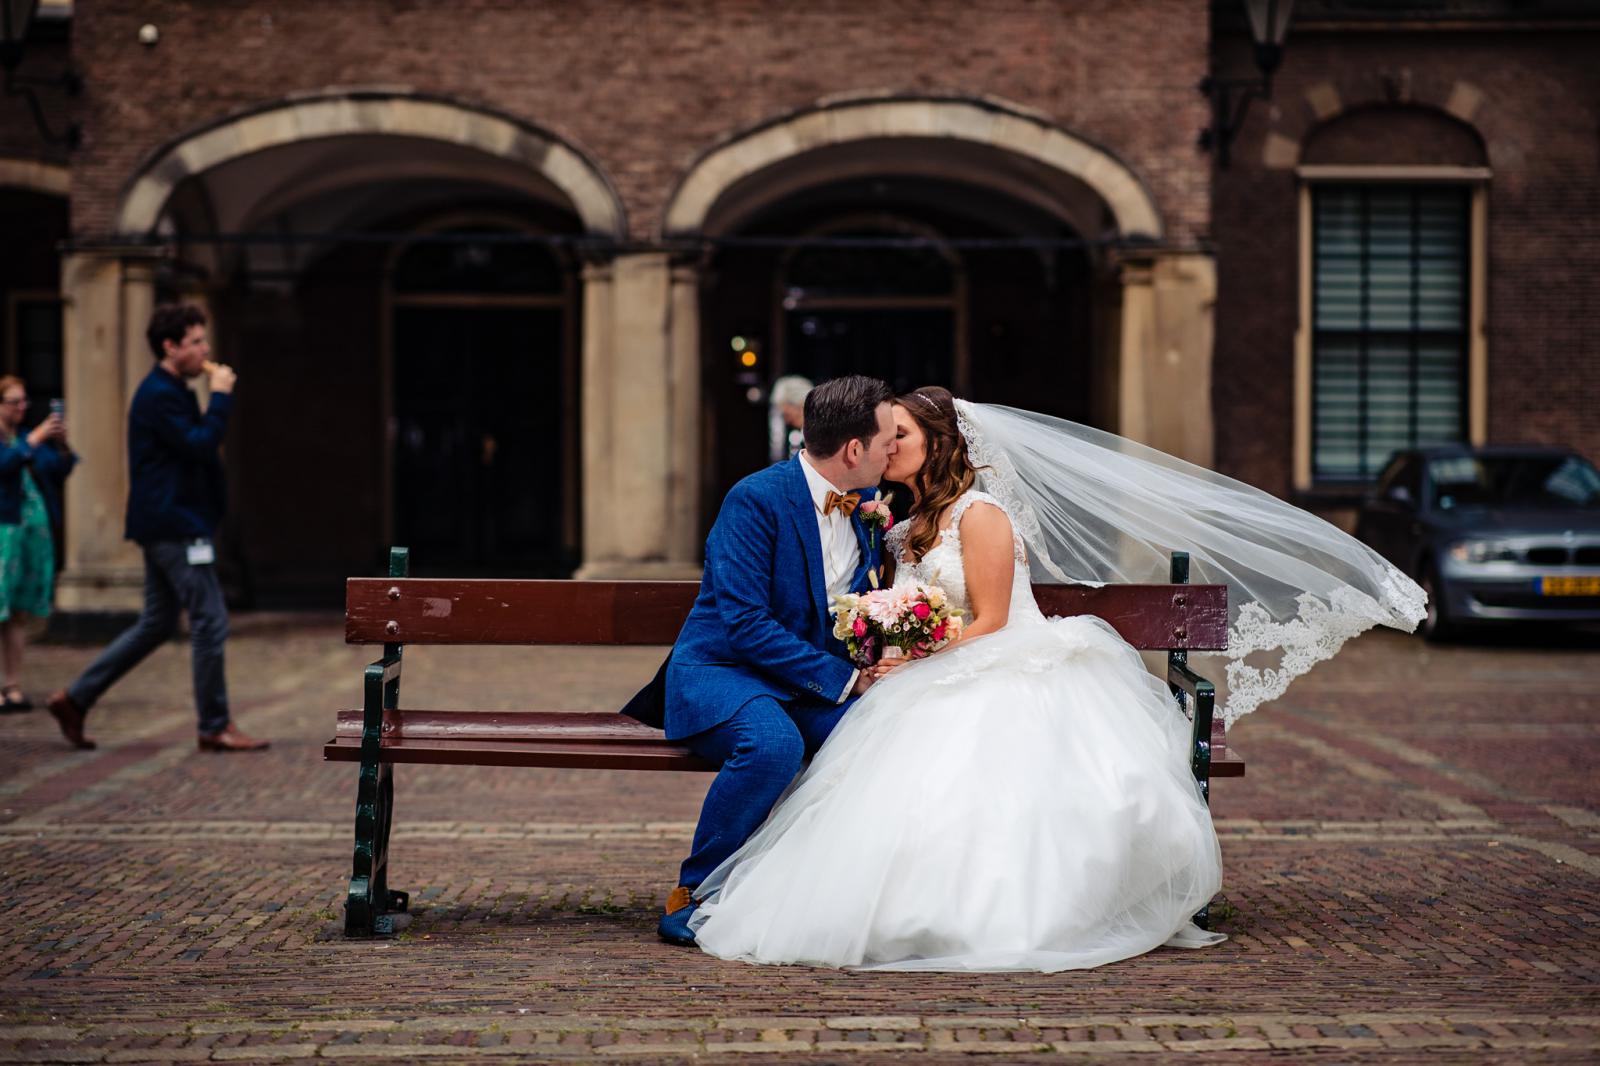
[1448,540,1519,564]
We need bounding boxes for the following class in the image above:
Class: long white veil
[953,400,1427,725]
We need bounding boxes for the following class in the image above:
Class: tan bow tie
[823,491,861,517]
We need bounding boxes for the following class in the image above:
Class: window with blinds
[1312,185,1470,482]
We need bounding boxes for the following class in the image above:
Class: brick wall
[65,0,1210,242]
[1212,25,1600,497]
[0,33,76,167]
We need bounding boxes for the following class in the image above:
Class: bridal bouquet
[831,585,964,667]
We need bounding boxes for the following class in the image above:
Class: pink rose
[852,617,867,637]
[859,500,879,514]
[931,623,947,642]
[912,602,931,620]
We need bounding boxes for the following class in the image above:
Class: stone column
[1115,252,1218,469]
[575,252,704,579]
[56,248,164,615]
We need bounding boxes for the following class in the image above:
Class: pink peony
[931,622,947,642]
[852,617,867,637]
[912,602,931,620]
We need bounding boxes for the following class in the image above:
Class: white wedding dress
[687,490,1226,971]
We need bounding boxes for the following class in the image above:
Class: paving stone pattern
[0,620,1596,1063]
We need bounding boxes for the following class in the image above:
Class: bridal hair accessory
[951,400,1426,724]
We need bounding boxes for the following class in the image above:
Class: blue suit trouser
[678,695,849,889]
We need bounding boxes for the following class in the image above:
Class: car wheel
[1419,560,1454,643]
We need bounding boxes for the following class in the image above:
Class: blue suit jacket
[124,367,232,545]
[625,456,882,741]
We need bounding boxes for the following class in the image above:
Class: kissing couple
[624,374,1425,971]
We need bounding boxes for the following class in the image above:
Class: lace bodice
[887,490,1038,623]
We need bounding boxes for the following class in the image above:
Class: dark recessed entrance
[702,175,1093,521]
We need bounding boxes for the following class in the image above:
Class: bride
[686,386,1424,971]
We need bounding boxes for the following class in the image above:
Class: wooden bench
[326,547,1243,936]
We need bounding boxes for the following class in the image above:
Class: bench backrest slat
[347,578,1228,651]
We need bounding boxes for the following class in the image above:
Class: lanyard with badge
[186,539,215,566]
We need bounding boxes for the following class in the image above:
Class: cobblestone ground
[0,617,1595,1064]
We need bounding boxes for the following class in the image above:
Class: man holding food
[46,303,268,753]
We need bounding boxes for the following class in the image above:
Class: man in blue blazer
[46,304,268,753]
[633,375,898,945]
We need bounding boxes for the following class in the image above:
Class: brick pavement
[0,621,1596,1063]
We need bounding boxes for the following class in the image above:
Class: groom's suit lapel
[783,456,830,628]
[849,487,878,591]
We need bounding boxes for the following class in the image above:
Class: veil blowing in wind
[952,400,1427,725]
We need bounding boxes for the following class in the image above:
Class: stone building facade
[0,1,1595,612]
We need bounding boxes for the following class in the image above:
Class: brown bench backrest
[347,578,1228,651]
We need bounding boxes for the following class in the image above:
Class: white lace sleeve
[885,521,911,565]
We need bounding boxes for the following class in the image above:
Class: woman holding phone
[0,376,74,711]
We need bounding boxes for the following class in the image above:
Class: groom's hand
[851,670,876,697]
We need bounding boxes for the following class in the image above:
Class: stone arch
[0,158,69,196]
[1301,104,1489,167]
[661,95,1163,241]
[113,90,625,238]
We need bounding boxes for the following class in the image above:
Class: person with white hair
[768,375,813,463]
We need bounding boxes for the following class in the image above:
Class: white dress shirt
[798,452,863,703]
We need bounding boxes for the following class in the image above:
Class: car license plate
[1538,575,1600,596]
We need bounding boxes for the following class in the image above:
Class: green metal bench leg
[1168,551,1217,931]
[345,548,410,936]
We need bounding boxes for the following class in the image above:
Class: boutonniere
[856,494,894,588]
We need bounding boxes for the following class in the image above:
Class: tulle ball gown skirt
[689,615,1227,971]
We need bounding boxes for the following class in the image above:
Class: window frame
[1293,166,1489,493]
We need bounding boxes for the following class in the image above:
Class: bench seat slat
[323,709,1242,776]
[324,735,718,771]
[346,578,1229,651]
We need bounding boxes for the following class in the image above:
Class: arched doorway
[68,92,621,607]
[690,149,1102,514]
[0,168,68,424]
[0,162,69,567]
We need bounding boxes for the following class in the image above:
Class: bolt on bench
[326,547,1243,936]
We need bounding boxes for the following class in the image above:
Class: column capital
[61,239,174,263]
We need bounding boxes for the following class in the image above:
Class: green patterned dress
[0,441,55,622]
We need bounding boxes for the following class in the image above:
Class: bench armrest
[1166,657,1218,802]
[1166,659,1215,699]
[360,650,403,756]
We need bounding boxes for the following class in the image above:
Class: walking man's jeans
[67,541,230,735]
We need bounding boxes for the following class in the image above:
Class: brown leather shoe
[45,689,95,750]
[197,724,271,752]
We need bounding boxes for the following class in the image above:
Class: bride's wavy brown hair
[896,386,980,563]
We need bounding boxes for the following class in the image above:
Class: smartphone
[49,399,64,420]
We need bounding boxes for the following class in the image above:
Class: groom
[623,374,898,946]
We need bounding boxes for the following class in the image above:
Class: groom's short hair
[802,375,894,457]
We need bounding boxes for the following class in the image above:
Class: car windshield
[1429,455,1600,511]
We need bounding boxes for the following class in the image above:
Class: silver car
[1355,445,1600,640]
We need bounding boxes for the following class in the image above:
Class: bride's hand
[869,658,911,680]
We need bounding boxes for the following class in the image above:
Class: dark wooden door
[392,306,569,574]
